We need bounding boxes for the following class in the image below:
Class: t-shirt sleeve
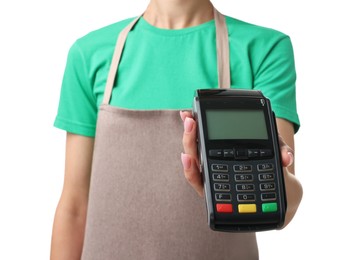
[253,36,300,133]
[54,41,97,137]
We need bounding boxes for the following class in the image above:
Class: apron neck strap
[214,8,231,90]
[103,8,230,105]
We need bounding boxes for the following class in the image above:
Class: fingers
[180,111,204,197]
[279,135,294,169]
[182,116,197,157]
[179,110,193,121]
[181,153,204,197]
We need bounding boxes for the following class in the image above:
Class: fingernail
[180,111,185,121]
[287,152,294,167]
[184,117,194,133]
[181,153,191,170]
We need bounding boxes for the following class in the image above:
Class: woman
[51,0,303,259]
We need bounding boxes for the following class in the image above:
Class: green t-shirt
[54,16,300,137]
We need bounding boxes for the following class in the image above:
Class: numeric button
[235,174,254,182]
[236,184,255,192]
[214,183,231,192]
[212,174,229,182]
[211,164,228,172]
[257,163,274,171]
[234,164,252,172]
[260,183,275,191]
[237,194,256,202]
[258,173,275,181]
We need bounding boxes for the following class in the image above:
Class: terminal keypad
[210,150,279,215]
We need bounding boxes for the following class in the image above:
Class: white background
[0,0,356,259]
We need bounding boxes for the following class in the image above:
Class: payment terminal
[193,89,286,232]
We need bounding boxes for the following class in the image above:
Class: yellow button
[238,204,257,213]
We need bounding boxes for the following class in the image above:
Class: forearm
[281,169,303,228]
[50,201,87,260]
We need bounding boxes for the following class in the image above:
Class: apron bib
[82,8,259,260]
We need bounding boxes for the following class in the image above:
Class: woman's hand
[180,111,204,197]
[180,111,303,227]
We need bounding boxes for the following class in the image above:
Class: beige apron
[82,8,259,260]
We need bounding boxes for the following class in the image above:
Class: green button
[262,202,278,213]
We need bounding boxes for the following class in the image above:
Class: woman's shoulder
[73,17,136,53]
[225,15,290,44]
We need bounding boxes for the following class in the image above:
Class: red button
[216,204,233,213]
